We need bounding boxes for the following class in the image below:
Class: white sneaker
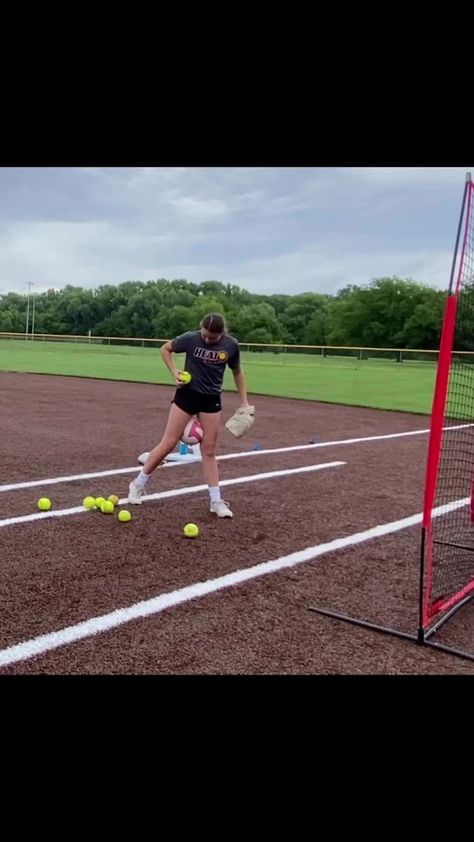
[128,478,146,504]
[138,451,150,465]
[210,499,233,518]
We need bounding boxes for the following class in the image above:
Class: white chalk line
[2,423,472,495]
[0,495,468,669]
[0,461,345,529]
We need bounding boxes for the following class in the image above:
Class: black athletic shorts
[173,387,222,415]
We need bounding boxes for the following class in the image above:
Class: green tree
[327,277,437,348]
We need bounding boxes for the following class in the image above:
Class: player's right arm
[161,337,188,386]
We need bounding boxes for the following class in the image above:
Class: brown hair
[201,313,226,334]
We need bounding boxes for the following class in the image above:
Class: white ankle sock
[209,486,221,503]
[135,470,150,488]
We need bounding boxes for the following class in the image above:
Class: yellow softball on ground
[101,500,114,514]
[37,497,52,511]
[94,497,106,509]
[83,496,96,510]
[179,370,192,383]
[108,494,120,506]
[183,522,199,538]
[118,510,132,523]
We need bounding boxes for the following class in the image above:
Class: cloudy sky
[0,166,472,297]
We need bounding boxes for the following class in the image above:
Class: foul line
[0,495,468,669]
[1,423,472,495]
[0,461,345,529]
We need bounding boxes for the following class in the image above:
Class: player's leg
[200,405,233,518]
[128,399,192,504]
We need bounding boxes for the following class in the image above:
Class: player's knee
[201,439,217,458]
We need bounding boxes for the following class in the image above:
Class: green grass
[0,338,437,414]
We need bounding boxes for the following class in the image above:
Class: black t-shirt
[171,330,240,395]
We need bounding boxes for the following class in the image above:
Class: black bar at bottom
[309,606,474,664]
[424,639,474,662]
[308,607,418,643]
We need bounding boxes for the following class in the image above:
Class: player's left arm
[227,344,251,408]
[231,365,251,408]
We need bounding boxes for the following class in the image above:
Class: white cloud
[341,167,473,186]
[170,196,230,221]
[0,167,471,296]
[132,247,454,297]
[0,220,177,291]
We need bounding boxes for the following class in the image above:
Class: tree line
[0,276,452,349]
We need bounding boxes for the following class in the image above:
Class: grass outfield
[0,338,437,413]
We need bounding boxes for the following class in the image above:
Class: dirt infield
[0,371,473,674]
